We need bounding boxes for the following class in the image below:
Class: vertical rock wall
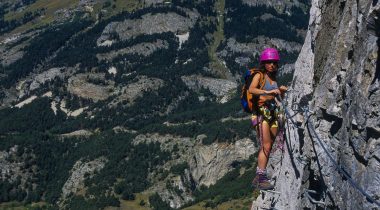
[252,0,380,209]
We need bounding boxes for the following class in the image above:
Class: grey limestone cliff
[97,11,198,46]
[133,133,257,208]
[252,0,380,209]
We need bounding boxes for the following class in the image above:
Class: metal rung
[296,155,309,164]
[261,190,281,194]
[304,190,326,205]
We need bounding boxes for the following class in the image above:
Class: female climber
[249,48,287,190]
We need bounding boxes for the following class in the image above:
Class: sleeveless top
[263,76,278,93]
[259,75,278,110]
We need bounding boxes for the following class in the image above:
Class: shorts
[262,119,278,128]
[259,105,279,128]
[251,114,278,128]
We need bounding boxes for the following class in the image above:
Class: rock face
[60,157,107,201]
[0,39,25,66]
[14,67,68,100]
[67,73,164,105]
[111,76,165,106]
[29,68,65,91]
[133,133,257,208]
[67,73,114,101]
[97,11,198,46]
[60,129,93,138]
[158,170,195,209]
[181,75,238,103]
[133,133,195,209]
[0,146,34,186]
[190,138,256,187]
[144,0,165,5]
[253,0,380,209]
[242,0,306,13]
[96,40,169,61]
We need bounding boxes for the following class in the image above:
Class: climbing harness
[255,101,286,154]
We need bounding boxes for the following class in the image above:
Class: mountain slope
[0,0,311,209]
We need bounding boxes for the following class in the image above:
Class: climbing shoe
[252,174,275,191]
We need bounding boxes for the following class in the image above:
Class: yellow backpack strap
[257,71,266,90]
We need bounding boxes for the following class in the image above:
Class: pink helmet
[259,48,280,63]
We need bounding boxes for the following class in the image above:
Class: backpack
[240,68,266,114]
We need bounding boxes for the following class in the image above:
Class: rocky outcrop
[158,170,195,209]
[161,91,190,115]
[253,1,380,209]
[0,30,39,67]
[67,74,164,105]
[14,95,38,108]
[59,99,88,117]
[181,75,238,103]
[60,129,93,138]
[242,0,308,13]
[14,67,68,100]
[133,133,193,152]
[0,66,70,109]
[110,76,165,106]
[60,157,107,201]
[134,133,195,208]
[134,133,257,208]
[176,32,189,49]
[189,138,256,187]
[0,41,25,66]
[67,73,114,102]
[0,146,35,186]
[29,68,65,91]
[96,40,169,61]
[144,0,165,5]
[97,11,199,46]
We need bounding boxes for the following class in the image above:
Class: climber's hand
[265,89,281,96]
[279,86,288,92]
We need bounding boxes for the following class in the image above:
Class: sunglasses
[263,61,278,65]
